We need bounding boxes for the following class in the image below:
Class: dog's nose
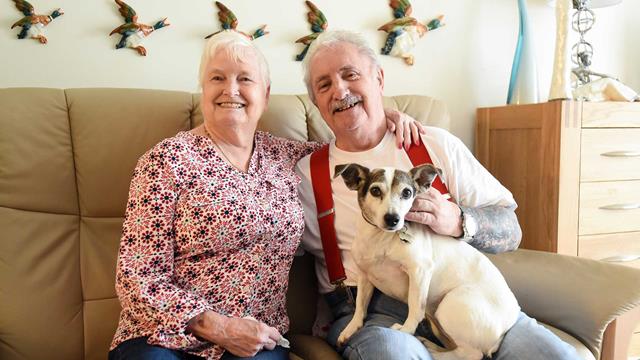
[384,213,400,227]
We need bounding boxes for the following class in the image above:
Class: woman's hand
[187,312,282,357]
[385,108,427,150]
[216,316,281,357]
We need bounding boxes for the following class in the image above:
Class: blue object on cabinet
[507,0,539,104]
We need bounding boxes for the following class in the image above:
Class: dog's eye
[370,186,382,197]
[401,188,413,199]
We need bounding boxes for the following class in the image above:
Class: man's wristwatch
[458,207,477,241]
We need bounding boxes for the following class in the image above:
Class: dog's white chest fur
[352,223,426,301]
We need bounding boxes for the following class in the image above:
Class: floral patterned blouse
[110,131,321,359]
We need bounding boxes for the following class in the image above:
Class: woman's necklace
[203,124,246,171]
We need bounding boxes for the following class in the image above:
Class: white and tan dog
[334,163,520,360]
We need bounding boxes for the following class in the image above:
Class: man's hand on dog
[405,187,463,237]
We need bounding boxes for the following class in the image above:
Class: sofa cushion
[289,334,341,360]
[0,207,84,359]
[287,253,319,335]
[80,217,122,300]
[84,298,122,360]
[66,88,192,217]
[545,324,596,360]
[0,88,78,214]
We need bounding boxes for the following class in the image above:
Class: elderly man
[295,30,580,360]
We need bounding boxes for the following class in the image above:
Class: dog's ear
[334,163,369,191]
[410,164,442,190]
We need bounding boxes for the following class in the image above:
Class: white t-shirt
[295,127,516,294]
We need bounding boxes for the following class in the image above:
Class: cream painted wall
[1,0,638,147]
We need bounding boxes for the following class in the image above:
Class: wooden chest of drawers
[476,101,640,359]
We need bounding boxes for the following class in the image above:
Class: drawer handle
[600,151,640,158]
[600,254,640,263]
[598,203,640,210]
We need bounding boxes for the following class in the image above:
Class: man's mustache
[332,94,363,113]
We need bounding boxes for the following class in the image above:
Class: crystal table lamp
[571,0,623,87]
[548,0,622,100]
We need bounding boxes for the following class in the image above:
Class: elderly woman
[109,30,422,360]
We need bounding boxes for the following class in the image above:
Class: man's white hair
[198,30,271,89]
[301,30,381,102]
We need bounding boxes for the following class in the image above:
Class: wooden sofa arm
[487,249,640,360]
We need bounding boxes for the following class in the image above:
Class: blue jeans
[325,288,582,360]
[108,337,289,360]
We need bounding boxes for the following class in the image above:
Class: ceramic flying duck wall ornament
[378,0,444,65]
[205,1,268,40]
[10,0,63,44]
[294,1,328,61]
[109,0,169,56]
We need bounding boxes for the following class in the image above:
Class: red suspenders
[309,141,450,287]
[310,145,346,285]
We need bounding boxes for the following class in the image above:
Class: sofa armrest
[288,334,341,360]
[486,249,640,359]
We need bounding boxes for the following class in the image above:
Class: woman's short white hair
[198,30,271,89]
[301,30,381,102]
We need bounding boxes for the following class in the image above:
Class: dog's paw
[336,333,349,347]
[337,321,362,346]
[390,323,416,334]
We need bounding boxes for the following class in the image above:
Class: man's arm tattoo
[459,205,522,254]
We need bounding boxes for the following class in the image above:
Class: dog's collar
[361,215,411,244]
[361,212,377,228]
[398,225,412,243]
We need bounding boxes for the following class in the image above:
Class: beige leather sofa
[1,88,639,360]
